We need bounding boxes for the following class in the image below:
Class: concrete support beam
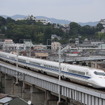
[21,81,25,99]
[0,72,5,92]
[4,75,14,95]
[31,86,45,105]
[21,83,31,101]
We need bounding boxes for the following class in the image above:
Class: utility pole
[58,45,61,104]
[16,44,19,84]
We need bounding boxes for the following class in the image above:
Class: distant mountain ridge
[36,16,70,25]
[0,14,99,26]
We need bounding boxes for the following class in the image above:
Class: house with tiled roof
[0,93,30,105]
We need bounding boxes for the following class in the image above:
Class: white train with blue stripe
[0,51,105,88]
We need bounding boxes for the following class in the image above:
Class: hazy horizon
[0,0,105,22]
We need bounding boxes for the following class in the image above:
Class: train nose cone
[92,78,105,88]
[96,79,105,88]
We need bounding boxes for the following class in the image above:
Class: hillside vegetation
[0,16,104,44]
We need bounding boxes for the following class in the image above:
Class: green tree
[96,23,103,31]
[6,17,15,24]
[69,22,81,37]
[0,15,104,44]
[0,16,6,27]
[35,32,44,43]
[96,32,105,40]
[81,25,96,37]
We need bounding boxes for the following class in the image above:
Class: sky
[0,0,105,22]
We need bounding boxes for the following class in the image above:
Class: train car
[0,51,17,64]
[0,51,105,88]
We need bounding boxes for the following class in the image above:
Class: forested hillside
[0,16,104,44]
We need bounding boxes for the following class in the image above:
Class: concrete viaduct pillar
[0,73,23,96]
[0,72,83,105]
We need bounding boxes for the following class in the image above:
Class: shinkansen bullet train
[0,51,105,88]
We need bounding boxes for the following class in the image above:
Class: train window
[36,63,40,65]
[18,59,26,63]
[78,71,85,75]
[9,57,15,60]
[67,69,85,75]
[30,61,40,66]
[44,64,48,67]
[44,64,59,70]
[94,71,105,76]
